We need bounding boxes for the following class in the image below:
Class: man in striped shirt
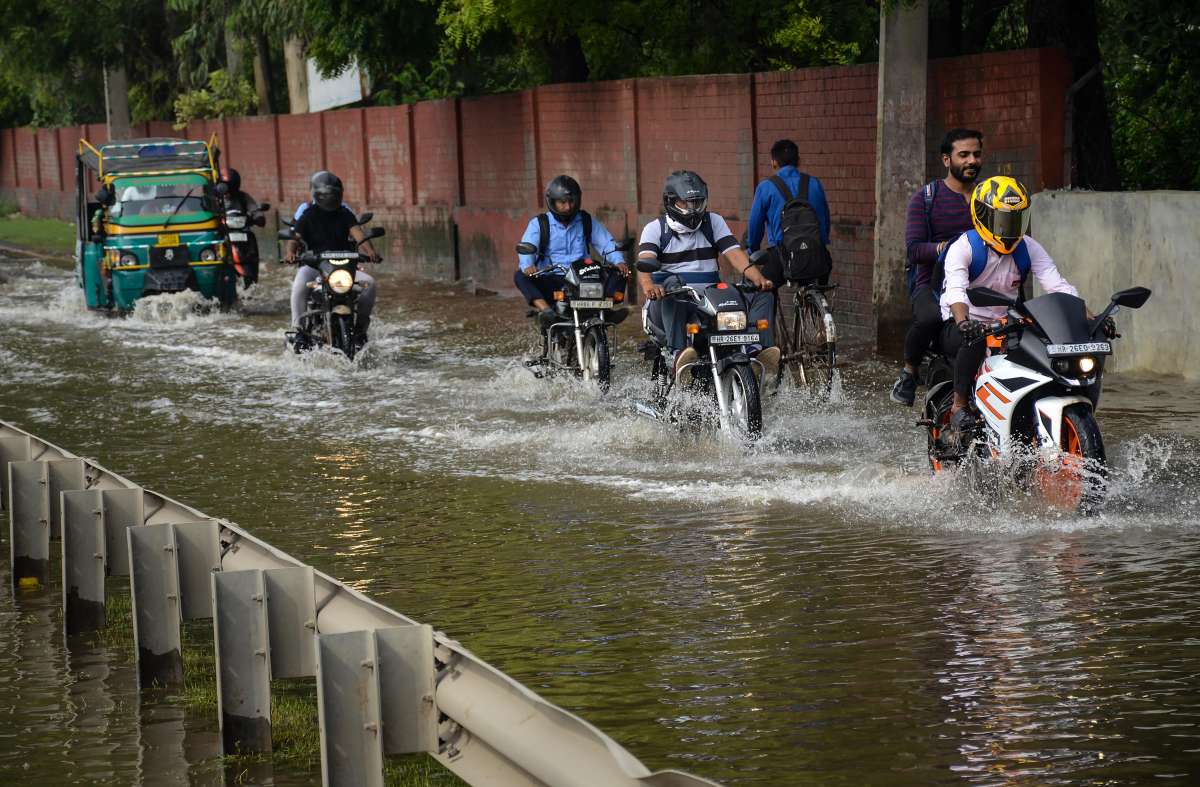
[890,128,983,406]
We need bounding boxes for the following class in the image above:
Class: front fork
[709,345,732,433]
[573,308,589,382]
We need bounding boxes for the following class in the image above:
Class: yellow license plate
[156,233,180,247]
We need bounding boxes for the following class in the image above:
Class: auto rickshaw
[74,136,237,311]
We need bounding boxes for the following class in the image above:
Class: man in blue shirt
[745,139,831,284]
[516,175,629,326]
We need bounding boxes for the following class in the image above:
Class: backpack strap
[768,175,793,202]
[657,214,718,254]
[966,230,989,281]
[798,172,811,205]
[699,213,717,250]
[581,210,593,256]
[537,213,550,262]
[922,180,938,241]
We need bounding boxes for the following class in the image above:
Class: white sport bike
[921,285,1151,515]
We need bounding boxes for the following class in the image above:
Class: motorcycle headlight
[717,311,748,331]
[579,282,604,299]
[226,215,247,229]
[1077,356,1096,374]
[199,247,217,261]
[328,269,354,294]
[118,252,138,267]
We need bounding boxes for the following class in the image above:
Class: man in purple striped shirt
[890,128,984,406]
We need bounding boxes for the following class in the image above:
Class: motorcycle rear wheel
[1032,404,1106,515]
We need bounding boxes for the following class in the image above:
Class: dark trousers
[940,319,987,399]
[904,285,944,366]
[514,269,627,305]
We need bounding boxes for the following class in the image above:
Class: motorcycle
[219,198,270,288]
[634,259,767,441]
[515,241,629,393]
[277,214,385,360]
[921,284,1151,515]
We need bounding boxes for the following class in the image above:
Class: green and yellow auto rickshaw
[74,136,237,311]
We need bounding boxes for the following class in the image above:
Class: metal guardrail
[1,419,721,787]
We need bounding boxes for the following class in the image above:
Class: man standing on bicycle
[516,175,629,328]
[638,170,777,380]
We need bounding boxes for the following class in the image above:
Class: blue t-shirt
[518,212,624,271]
[746,165,831,250]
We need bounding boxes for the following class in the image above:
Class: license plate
[228,231,248,242]
[708,332,760,345]
[571,299,612,309]
[1047,341,1111,356]
[156,233,180,247]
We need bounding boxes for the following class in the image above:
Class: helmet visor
[314,188,341,212]
[673,196,707,216]
[991,206,1030,244]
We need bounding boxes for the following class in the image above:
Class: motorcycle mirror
[368,226,386,239]
[356,212,374,225]
[213,182,229,197]
[1111,286,1151,309]
[257,202,271,212]
[93,186,111,205]
[277,228,297,241]
[966,287,1017,308]
[515,242,538,255]
[636,258,661,273]
[280,218,294,228]
[613,239,632,252]
[747,248,769,266]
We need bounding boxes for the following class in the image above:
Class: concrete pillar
[283,38,309,114]
[872,0,928,353]
[104,65,133,141]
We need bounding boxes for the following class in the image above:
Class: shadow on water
[2,256,1200,785]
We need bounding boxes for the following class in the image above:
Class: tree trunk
[253,32,272,115]
[1026,0,1121,189]
[104,64,133,140]
[225,24,244,82]
[283,37,309,114]
[544,33,589,83]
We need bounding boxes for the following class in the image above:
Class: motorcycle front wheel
[1032,404,1107,515]
[725,363,763,441]
[582,327,611,393]
[332,313,356,359]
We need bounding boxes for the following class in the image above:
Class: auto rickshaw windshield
[109,174,215,222]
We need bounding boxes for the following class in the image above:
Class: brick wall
[0,48,1070,339]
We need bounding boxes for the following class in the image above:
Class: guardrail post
[0,434,31,511]
[213,568,273,754]
[129,523,184,688]
[47,458,85,540]
[102,487,144,577]
[61,489,106,634]
[377,625,438,755]
[9,460,50,587]
[317,630,385,787]
[172,520,220,620]
[264,566,317,678]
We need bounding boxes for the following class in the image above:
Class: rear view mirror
[613,239,632,252]
[257,202,271,212]
[1112,286,1151,309]
[748,248,769,266]
[277,228,297,241]
[515,242,538,255]
[635,258,661,273]
[356,212,374,225]
[93,187,111,205]
[966,287,1017,308]
[368,226,385,239]
[213,182,229,197]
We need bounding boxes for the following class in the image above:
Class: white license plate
[228,231,249,242]
[572,299,612,309]
[1047,341,1111,356]
[708,332,760,345]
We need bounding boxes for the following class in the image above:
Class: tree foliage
[173,69,258,128]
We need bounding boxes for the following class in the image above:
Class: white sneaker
[755,346,780,385]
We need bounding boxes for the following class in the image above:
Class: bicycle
[773,278,838,394]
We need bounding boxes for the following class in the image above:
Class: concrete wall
[1031,190,1199,379]
[1,49,1071,343]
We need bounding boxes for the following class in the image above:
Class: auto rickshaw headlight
[199,247,217,261]
[119,252,138,267]
[328,269,354,294]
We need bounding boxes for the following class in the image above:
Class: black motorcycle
[634,260,766,441]
[515,241,629,393]
[220,200,269,288]
[278,215,384,360]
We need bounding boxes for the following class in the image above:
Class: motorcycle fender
[1032,395,1092,448]
[924,380,953,411]
[714,353,750,376]
[581,316,607,330]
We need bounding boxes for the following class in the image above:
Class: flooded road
[2,256,1199,785]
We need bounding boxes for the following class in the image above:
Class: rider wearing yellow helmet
[938,175,1095,441]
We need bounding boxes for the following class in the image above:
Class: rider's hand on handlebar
[368,250,382,264]
[283,251,297,264]
[1100,315,1119,339]
[645,283,666,300]
[521,266,538,277]
[615,262,630,277]
[957,319,986,345]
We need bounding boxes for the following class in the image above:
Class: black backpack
[769,174,830,283]
[536,211,592,262]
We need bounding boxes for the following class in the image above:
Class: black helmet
[221,167,241,193]
[310,170,343,212]
[663,170,708,230]
[544,175,581,225]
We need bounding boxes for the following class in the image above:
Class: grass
[0,209,76,257]
[101,587,464,785]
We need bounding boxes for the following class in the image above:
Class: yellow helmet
[971,176,1031,255]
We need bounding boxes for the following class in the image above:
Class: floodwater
[1,256,1198,786]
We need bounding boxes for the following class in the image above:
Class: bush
[173,69,257,129]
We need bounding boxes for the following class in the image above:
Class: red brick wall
[412,99,459,206]
[364,106,409,207]
[460,92,534,210]
[14,128,37,187]
[1,128,16,188]
[323,108,367,206]
[225,115,279,203]
[277,114,323,212]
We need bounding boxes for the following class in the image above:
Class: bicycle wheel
[773,287,805,388]
[799,290,837,393]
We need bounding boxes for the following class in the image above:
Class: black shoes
[537,308,558,330]
[948,408,978,450]
[890,369,917,406]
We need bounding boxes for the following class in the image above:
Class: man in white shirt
[939,176,1090,437]
[637,170,777,380]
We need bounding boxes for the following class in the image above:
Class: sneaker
[948,408,977,450]
[537,308,558,331]
[754,346,781,385]
[674,346,698,381]
[890,369,917,406]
